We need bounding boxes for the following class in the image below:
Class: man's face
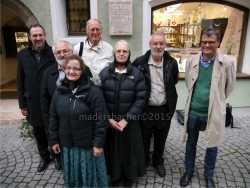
[149,35,166,58]
[201,34,220,56]
[54,42,73,67]
[86,20,102,45]
[28,27,46,51]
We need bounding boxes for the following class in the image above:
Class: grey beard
[151,50,164,58]
[57,59,66,68]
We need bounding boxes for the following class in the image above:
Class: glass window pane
[66,0,89,35]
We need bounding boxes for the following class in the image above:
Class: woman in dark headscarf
[99,40,146,187]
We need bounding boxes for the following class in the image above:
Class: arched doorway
[0,0,38,98]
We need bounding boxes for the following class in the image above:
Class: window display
[152,2,243,72]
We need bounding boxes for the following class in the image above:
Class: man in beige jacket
[180,28,236,188]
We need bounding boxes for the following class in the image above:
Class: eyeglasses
[115,50,129,54]
[201,41,217,45]
[54,50,72,55]
[151,42,165,47]
[88,28,102,33]
[65,67,82,72]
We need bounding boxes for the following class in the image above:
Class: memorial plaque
[109,0,133,35]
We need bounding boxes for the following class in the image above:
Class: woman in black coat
[99,40,147,187]
[49,55,109,188]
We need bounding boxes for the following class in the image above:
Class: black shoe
[145,160,150,168]
[154,164,166,177]
[180,171,193,187]
[37,158,50,172]
[54,158,62,171]
[112,179,121,187]
[205,177,215,188]
[123,177,133,188]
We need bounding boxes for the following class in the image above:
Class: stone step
[0,99,23,126]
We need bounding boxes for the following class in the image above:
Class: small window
[66,0,90,36]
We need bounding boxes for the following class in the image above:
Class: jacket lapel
[26,53,39,69]
[208,53,222,113]
[190,54,200,89]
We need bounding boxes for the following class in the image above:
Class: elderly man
[40,40,72,171]
[180,28,236,188]
[73,18,113,78]
[17,24,56,172]
[133,32,179,177]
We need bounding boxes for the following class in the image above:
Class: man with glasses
[180,28,235,188]
[73,18,113,79]
[40,40,73,171]
[133,32,179,177]
[17,24,56,172]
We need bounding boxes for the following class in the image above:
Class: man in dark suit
[17,24,56,172]
[40,40,73,171]
[40,40,93,171]
[133,32,179,177]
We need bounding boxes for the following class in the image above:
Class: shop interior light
[165,4,182,14]
[198,2,201,9]
[223,5,227,11]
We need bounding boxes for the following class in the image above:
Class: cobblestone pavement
[1,114,250,188]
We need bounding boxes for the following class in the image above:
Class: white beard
[57,59,66,68]
[151,50,164,58]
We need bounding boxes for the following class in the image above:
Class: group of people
[17,18,235,188]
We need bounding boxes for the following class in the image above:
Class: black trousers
[33,126,60,160]
[143,105,171,166]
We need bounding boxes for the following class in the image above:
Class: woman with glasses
[99,40,146,187]
[49,55,109,188]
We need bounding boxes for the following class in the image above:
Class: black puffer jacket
[133,50,179,118]
[99,62,146,121]
[49,74,109,148]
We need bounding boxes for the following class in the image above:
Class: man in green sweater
[180,28,236,188]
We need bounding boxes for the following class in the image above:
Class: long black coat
[99,62,146,181]
[132,50,179,118]
[40,63,93,129]
[49,74,109,148]
[17,42,56,127]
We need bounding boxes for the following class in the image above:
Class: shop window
[152,2,248,73]
[66,0,90,36]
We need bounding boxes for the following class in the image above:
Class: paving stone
[4,177,14,184]
[48,177,59,184]
[18,183,28,188]
[235,181,246,187]
[227,181,236,187]
[27,181,38,187]
[1,115,250,188]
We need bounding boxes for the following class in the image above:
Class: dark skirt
[106,120,146,181]
[62,146,109,188]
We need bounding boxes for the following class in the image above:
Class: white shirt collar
[115,67,127,73]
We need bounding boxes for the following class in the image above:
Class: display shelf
[155,25,182,48]
[179,23,201,47]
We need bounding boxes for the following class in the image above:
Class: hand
[21,108,29,116]
[109,119,122,131]
[93,147,102,157]
[117,119,128,132]
[52,144,61,154]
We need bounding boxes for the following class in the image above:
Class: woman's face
[65,59,82,81]
[115,44,129,64]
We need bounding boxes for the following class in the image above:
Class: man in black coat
[133,32,179,177]
[40,40,74,171]
[17,24,56,172]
